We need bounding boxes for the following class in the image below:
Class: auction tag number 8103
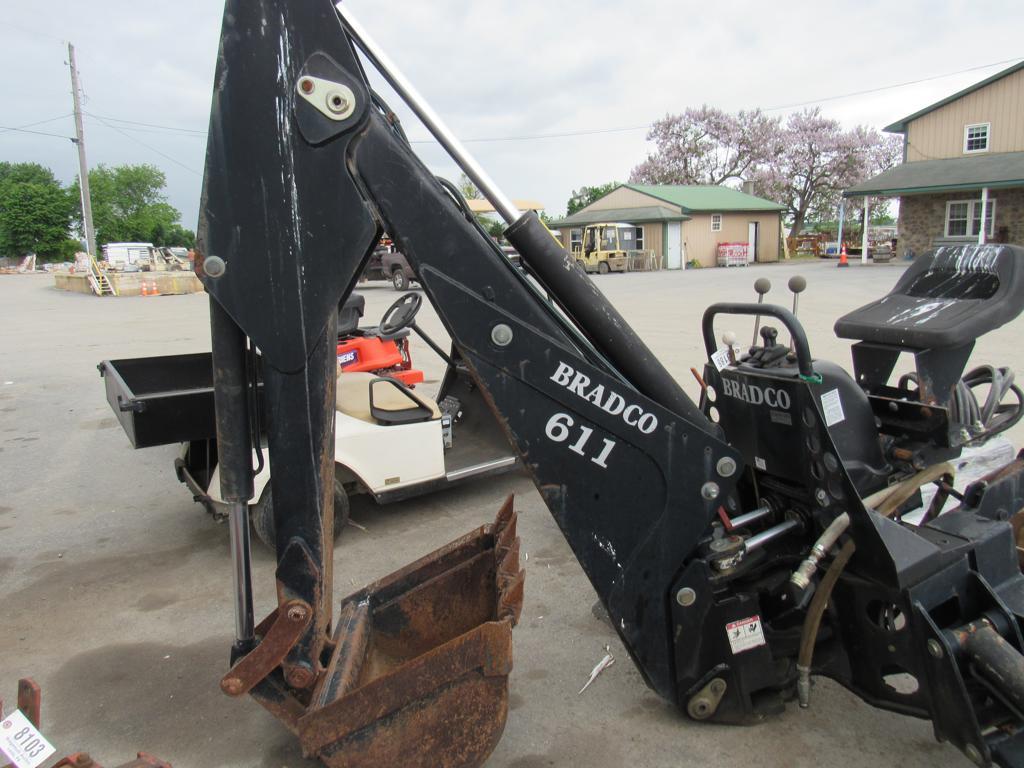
[0,710,56,768]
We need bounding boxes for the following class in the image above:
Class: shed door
[747,222,759,263]
[666,222,683,270]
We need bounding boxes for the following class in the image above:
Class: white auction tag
[0,710,56,768]
[710,347,732,371]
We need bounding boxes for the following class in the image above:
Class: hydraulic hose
[796,463,954,707]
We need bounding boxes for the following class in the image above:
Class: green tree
[0,162,77,260]
[72,163,195,247]
[566,182,619,216]
[457,173,508,241]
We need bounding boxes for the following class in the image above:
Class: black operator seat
[834,244,1024,349]
[338,293,366,337]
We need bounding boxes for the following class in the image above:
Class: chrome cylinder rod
[228,501,255,642]
[745,519,800,552]
[728,505,772,529]
[335,3,522,225]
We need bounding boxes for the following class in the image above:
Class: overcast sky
[2,0,1022,234]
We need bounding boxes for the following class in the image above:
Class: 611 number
[545,413,616,468]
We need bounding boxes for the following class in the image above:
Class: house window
[711,214,722,232]
[634,226,644,250]
[945,198,996,238]
[570,228,582,252]
[964,123,990,153]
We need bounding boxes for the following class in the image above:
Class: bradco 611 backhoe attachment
[196,2,1024,765]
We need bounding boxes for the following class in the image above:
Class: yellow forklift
[572,222,635,274]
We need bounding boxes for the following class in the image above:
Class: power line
[0,21,65,44]
[87,114,201,175]
[9,53,1016,151]
[409,123,649,145]
[410,56,1024,143]
[0,114,73,134]
[85,113,206,135]
[763,56,1023,111]
[0,125,75,140]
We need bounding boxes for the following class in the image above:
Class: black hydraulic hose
[796,464,954,707]
[505,211,713,432]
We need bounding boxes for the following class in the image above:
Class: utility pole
[68,43,97,257]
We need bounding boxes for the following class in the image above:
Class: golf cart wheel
[598,261,610,275]
[251,478,350,549]
[392,269,409,291]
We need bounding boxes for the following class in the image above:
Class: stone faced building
[847,61,1024,256]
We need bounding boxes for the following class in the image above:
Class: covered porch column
[978,186,989,245]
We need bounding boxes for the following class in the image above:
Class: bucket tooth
[291,498,524,768]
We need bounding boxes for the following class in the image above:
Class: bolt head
[716,456,737,478]
[325,90,350,114]
[709,678,727,696]
[701,482,720,500]
[287,605,308,622]
[491,323,514,347]
[927,639,944,659]
[203,254,226,278]
[285,665,314,689]
[676,587,697,607]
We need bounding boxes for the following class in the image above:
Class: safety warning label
[725,615,766,654]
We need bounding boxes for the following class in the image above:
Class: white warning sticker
[754,456,767,471]
[820,388,845,427]
[0,710,56,768]
[726,616,766,654]
[710,347,732,371]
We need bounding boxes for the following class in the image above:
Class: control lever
[751,278,771,347]
[787,275,806,353]
[722,331,737,364]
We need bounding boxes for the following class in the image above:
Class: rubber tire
[251,478,350,550]
[598,261,610,275]
[392,269,409,291]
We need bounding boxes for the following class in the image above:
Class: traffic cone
[837,243,849,268]
[150,278,160,296]
[140,280,150,296]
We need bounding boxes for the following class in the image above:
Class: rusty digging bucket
[294,496,524,767]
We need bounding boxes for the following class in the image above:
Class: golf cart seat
[834,244,1024,350]
[337,371,441,425]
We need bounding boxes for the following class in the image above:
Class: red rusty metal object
[2,679,170,768]
[243,495,523,767]
[220,599,313,697]
[54,753,171,768]
[16,679,41,728]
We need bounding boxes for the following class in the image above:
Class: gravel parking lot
[3,259,1020,767]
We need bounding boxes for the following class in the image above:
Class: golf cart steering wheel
[380,292,423,335]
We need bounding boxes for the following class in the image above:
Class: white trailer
[102,242,154,267]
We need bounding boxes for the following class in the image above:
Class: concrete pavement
[1,260,1015,767]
